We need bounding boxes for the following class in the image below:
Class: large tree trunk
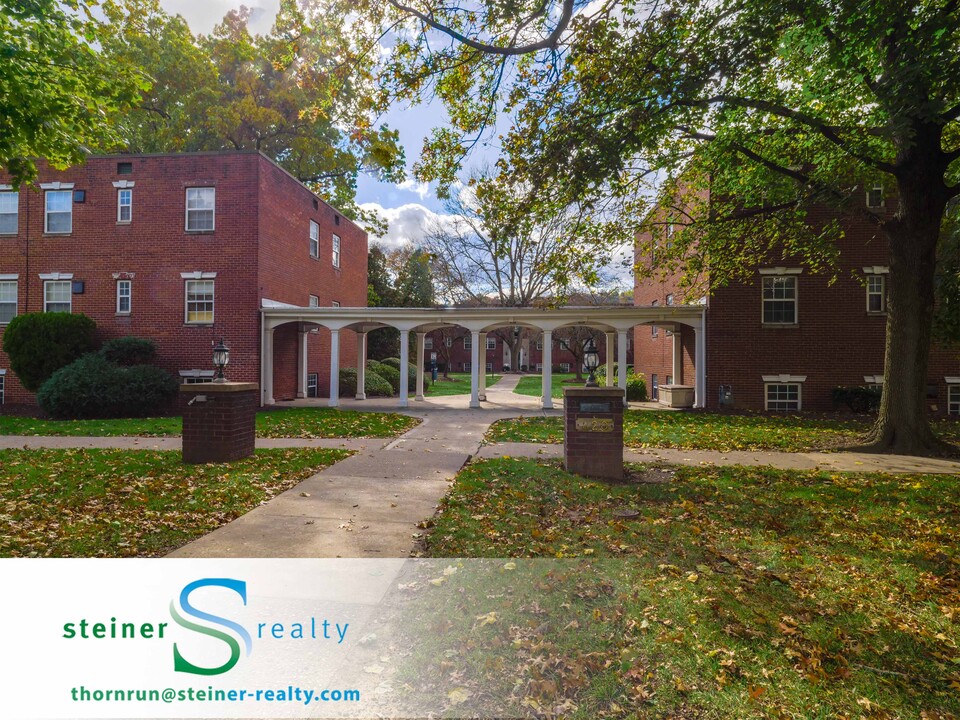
[861,143,949,455]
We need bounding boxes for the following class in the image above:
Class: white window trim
[117,188,133,224]
[0,370,5,405]
[866,185,884,209]
[332,301,340,308]
[762,275,799,325]
[486,337,496,349]
[39,182,74,190]
[332,234,341,268]
[764,382,803,411]
[309,295,319,307]
[0,278,17,325]
[463,362,472,371]
[43,279,72,313]
[863,375,884,385]
[38,272,74,281]
[44,189,73,234]
[463,337,473,349]
[0,273,18,281]
[185,187,215,232]
[184,278,215,325]
[116,279,132,315]
[309,220,320,258]
[485,362,493,372]
[945,377,960,384]
[535,363,543,372]
[0,189,19,235]
[865,273,886,313]
[863,266,890,275]
[445,337,452,348]
[111,272,135,280]
[559,362,571,373]
[112,180,135,189]
[947,380,960,415]
[180,271,217,280]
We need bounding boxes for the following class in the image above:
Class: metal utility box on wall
[562,387,625,480]
[180,382,258,464]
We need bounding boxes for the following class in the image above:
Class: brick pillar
[180,382,259,464]
[563,387,624,480]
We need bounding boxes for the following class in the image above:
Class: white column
[264,327,275,405]
[478,332,488,401]
[694,324,706,408]
[617,330,628,393]
[399,329,410,408]
[327,329,340,407]
[672,331,682,385]
[356,332,367,400]
[296,329,307,398]
[469,330,481,409]
[415,332,425,401]
[541,330,553,410]
[605,332,615,388]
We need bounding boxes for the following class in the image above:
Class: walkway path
[4,377,959,557]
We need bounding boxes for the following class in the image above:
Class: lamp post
[583,339,600,387]
[212,337,230,383]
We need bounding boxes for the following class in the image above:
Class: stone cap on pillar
[179,382,259,394]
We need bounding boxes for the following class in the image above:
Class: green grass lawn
[514,372,589,399]
[425,371,502,396]
[488,410,960,452]
[0,447,349,557]
[418,456,960,718]
[0,407,420,438]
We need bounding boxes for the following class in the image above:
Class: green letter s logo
[171,578,252,676]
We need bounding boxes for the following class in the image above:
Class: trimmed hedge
[37,354,178,419]
[2,312,97,391]
[100,336,158,366]
[375,364,402,394]
[339,368,393,397]
[381,357,401,370]
[832,385,882,413]
[626,373,648,402]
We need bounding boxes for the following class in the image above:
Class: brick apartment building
[421,327,633,375]
[633,194,960,414]
[0,152,366,407]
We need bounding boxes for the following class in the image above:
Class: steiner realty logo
[170,579,253,676]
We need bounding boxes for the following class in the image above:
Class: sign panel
[575,417,614,432]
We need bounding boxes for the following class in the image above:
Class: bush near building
[339,368,393,397]
[1,313,97,392]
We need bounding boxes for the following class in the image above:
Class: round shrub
[2,312,96,391]
[37,354,177,419]
[626,373,648,402]
[381,357,401,371]
[100,336,158,366]
[339,368,393,397]
[374,364,402,394]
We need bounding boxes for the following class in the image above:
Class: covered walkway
[260,305,706,410]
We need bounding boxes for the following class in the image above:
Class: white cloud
[360,202,459,249]
[394,179,431,201]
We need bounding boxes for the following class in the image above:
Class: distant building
[0,152,367,406]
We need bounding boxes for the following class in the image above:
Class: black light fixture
[583,339,600,387]
[212,337,230,382]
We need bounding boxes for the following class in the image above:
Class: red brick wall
[634,202,960,412]
[256,157,367,399]
[0,152,368,407]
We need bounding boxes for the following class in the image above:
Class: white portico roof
[260,303,705,333]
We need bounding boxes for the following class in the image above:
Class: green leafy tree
[0,0,147,185]
[358,0,960,454]
[101,0,405,216]
[2,313,97,392]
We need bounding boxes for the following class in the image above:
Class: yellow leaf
[447,687,470,705]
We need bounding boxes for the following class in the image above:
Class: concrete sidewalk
[478,441,960,474]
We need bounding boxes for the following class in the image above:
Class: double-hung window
[185,279,214,323]
[463,336,472,350]
[44,280,71,313]
[309,221,319,258]
[185,188,215,231]
[486,337,496,350]
[0,191,18,234]
[0,280,17,323]
[117,189,132,223]
[948,385,960,416]
[45,191,72,233]
[424,337,433,350]
[309,295,319,307]
[762,276,798,324]
[116,280,131,314]
[867,275,886,313]
[332,234,341,268]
